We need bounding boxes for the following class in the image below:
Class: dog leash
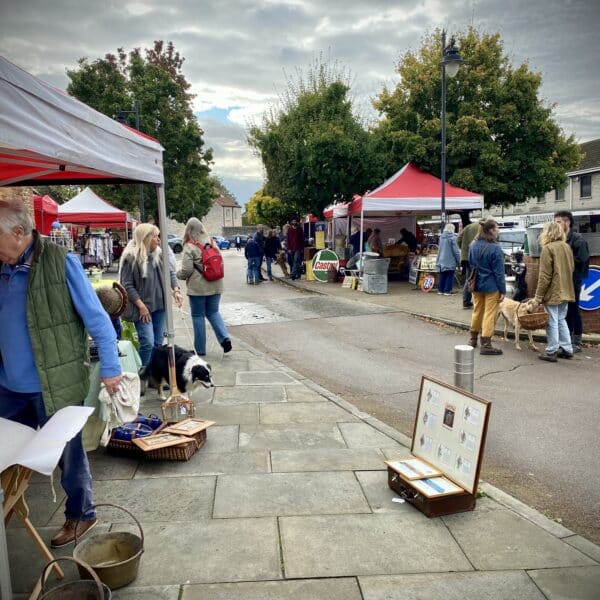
[174,306,199,356]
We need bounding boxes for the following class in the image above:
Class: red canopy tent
[33,194,58,235]
[58,187,134,229]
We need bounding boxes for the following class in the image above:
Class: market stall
[348,163,484,283]
[32,193,58,235]
[58,187,135,267]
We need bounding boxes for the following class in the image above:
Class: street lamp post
[116,100,145,223]
[440,31,463,228]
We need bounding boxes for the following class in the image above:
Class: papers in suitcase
[386,376,491,516]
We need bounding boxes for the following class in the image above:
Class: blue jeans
[189,294,229,356]
[439,270,455,294]
[247,257,261,283]
[546,303,572,354]
[135,309,165,366]
[291,250,303,279]
[266,257,274,279]
[0,384,95,521]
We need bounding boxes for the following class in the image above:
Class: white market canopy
[349,162,484,216]
[58,187,134,228]
[0,55,164,186]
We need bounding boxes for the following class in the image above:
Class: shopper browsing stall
[436,223,461,295]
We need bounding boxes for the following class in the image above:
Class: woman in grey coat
[436,223,461,295]
[177,218,231,356]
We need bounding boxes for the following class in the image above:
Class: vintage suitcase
[386,376,491,518]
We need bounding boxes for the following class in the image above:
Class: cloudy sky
[1,0,598,206]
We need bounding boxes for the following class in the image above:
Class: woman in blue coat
[468,219,506,355]
[436,223,461,295]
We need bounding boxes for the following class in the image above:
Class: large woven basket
[518,309,548,331]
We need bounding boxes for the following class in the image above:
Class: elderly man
[0,198,122,547]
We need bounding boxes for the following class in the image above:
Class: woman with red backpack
[177,218,231,356]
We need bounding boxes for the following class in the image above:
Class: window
[580,175,592,198]
[536,194,546,203]
[555,187,565,202]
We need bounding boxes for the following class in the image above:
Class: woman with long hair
[120,223,183,366]
[534,221,575,362]
[468,219,506,355]
[177,218,232,356]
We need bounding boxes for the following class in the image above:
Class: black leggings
[566,284,582,335]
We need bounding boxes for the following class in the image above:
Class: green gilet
[27,233,90,416]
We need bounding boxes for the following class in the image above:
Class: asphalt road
[218,251,600,543]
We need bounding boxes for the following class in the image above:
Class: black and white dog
[140,345,213,399]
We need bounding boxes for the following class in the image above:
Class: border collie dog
[140,345,213,399]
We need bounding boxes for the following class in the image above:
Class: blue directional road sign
[579,266,600,311]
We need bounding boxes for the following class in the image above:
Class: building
[491,138,600,228]
[202,194,242,236]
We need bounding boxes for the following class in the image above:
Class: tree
[248,57,380,217]
[245,188,290,227]
[67,41,214,222]
[373,28,581,208]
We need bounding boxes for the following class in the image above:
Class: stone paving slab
[134,518,281,585]
[112,586,181,599]
[236,370,299,386]
[202,425,239,452]
[338,422,403,449]
[354,470,425,516]
[271,447,386,472]
[88,448,139,480]
[49,476,215,524]
[135,450,269,478]
[280,514,473,578]
[239,423,347,451]
[260,401,359,424]
[564,535,600,563]
[194,403,260,424]
[284,385,327,402]
[7,482,65,529]
[182,578,362,599]
[248,358,276,371]
[527,565,600,600]
[358,571,546,600]
[214,385,286,404]
[210,368,238,387]
[213,472,371,518]
[443,509,597,570]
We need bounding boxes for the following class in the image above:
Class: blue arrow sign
[580,266,600,311]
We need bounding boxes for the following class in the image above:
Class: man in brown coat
[533,222,575,362]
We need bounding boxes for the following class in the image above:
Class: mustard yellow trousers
[470,291,501,338]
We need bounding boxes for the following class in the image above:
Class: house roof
[578,138,600,171]
[215,195,240,208]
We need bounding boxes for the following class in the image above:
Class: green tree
[67,41,214,222]
[373,28,581,208]
[245,188,290,227]
[248,58,379,217]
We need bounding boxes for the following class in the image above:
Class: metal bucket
[73,503,144,590]
[37,556,111,599]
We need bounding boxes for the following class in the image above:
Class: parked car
[228,236,248,248]
[212,236,231,250]
[167,233,183,253]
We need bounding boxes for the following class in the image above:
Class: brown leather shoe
[51,518,97,548]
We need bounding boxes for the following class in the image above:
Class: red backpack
[189,241,224,281]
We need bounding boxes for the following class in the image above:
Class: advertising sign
[311,249,339,282]
[580,266,600,311]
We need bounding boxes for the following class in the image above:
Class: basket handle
[38,556,104,599]
[74,502,144,550]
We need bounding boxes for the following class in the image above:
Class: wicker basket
[143,421,206,462]
[518,310,549,331]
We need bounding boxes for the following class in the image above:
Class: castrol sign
[312,249,339,282]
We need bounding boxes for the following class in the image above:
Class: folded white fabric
[98,372,141,446]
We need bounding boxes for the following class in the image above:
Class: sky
[1,0,599,207]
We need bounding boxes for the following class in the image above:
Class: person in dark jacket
[349,225,361,256]
[554,211,590,352]
[253,224,267,281]
[264,229,282,281]
[397,228,418,252]
[287,219,304,280]
[457,220,483,308]
[468,219,506,355]
[245,236,262,284]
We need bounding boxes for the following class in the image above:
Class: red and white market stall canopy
[58,187,134,228]
[0,55,164,187]
[348,162,483,216]
[33,194,58,235]
[323,202,349,219]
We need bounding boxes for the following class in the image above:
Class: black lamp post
[115,100,145,223]
[440,31,463,227]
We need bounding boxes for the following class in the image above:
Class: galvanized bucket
[37,556,111,599]
[73,503,144,590]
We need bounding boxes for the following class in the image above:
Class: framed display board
[411,376,491,495]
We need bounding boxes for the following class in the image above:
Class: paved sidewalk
[7,308,600,598]
[274,273,600,345]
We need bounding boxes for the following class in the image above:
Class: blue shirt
[0,245,121,393]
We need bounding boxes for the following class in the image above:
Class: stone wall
[0,186,35,218]
[525,255,600,334]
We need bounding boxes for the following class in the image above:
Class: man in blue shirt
[0,198,122,548]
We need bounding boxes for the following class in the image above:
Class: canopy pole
[156,185,177,388]
[359,207,364,256]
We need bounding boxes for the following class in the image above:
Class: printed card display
[411,376,491,495]
[410,476,464,498]
[385,458,442,480]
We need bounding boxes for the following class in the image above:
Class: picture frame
[163,418,216,436]
[132,433,191,452]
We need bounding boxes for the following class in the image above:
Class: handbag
[467,245,490,293]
